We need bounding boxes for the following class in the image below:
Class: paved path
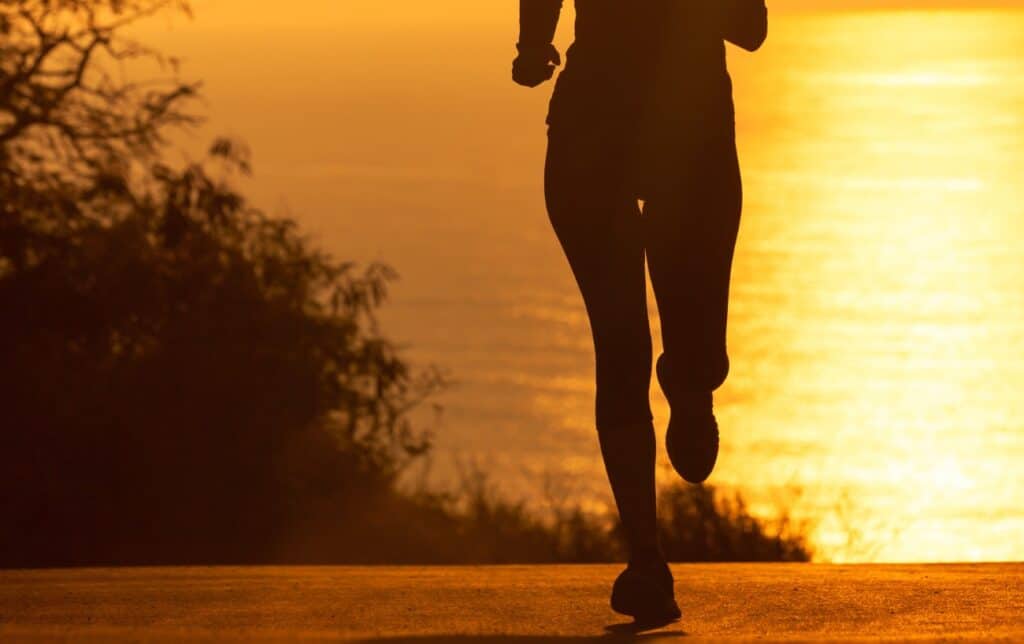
[1,564,1022,641]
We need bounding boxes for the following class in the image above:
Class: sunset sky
[173,0,1024,28]
[128,0,1024,563]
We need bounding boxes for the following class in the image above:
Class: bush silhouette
[0,1,440,566]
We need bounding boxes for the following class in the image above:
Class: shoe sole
[610,582,682,623]
[666,418,718,484]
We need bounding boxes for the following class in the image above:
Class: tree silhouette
[0,0,442,566]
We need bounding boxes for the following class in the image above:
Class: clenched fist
[512,43,561,88]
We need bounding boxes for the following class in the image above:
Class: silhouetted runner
[513,0,768,624]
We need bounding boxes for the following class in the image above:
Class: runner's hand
[512,43,561,88]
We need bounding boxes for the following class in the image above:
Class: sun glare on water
[139,5,1024,563]
[717,10,1024,562]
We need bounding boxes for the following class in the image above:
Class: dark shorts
[545,64,738,201]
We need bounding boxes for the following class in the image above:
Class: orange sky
[175,0,1024,29]
[125,0,1024,563]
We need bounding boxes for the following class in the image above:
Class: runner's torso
[548,1,734,133]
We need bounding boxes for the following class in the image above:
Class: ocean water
[144,5,1024,562]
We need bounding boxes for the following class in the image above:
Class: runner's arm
[722,0,768,52]
[519,0,562,49]
[513,0,563,87]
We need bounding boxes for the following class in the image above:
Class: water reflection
[146,7,1024,562]
[518,9,1024,562]
[703,11,1024,561]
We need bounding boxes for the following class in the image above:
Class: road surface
[1,564,1022,641]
